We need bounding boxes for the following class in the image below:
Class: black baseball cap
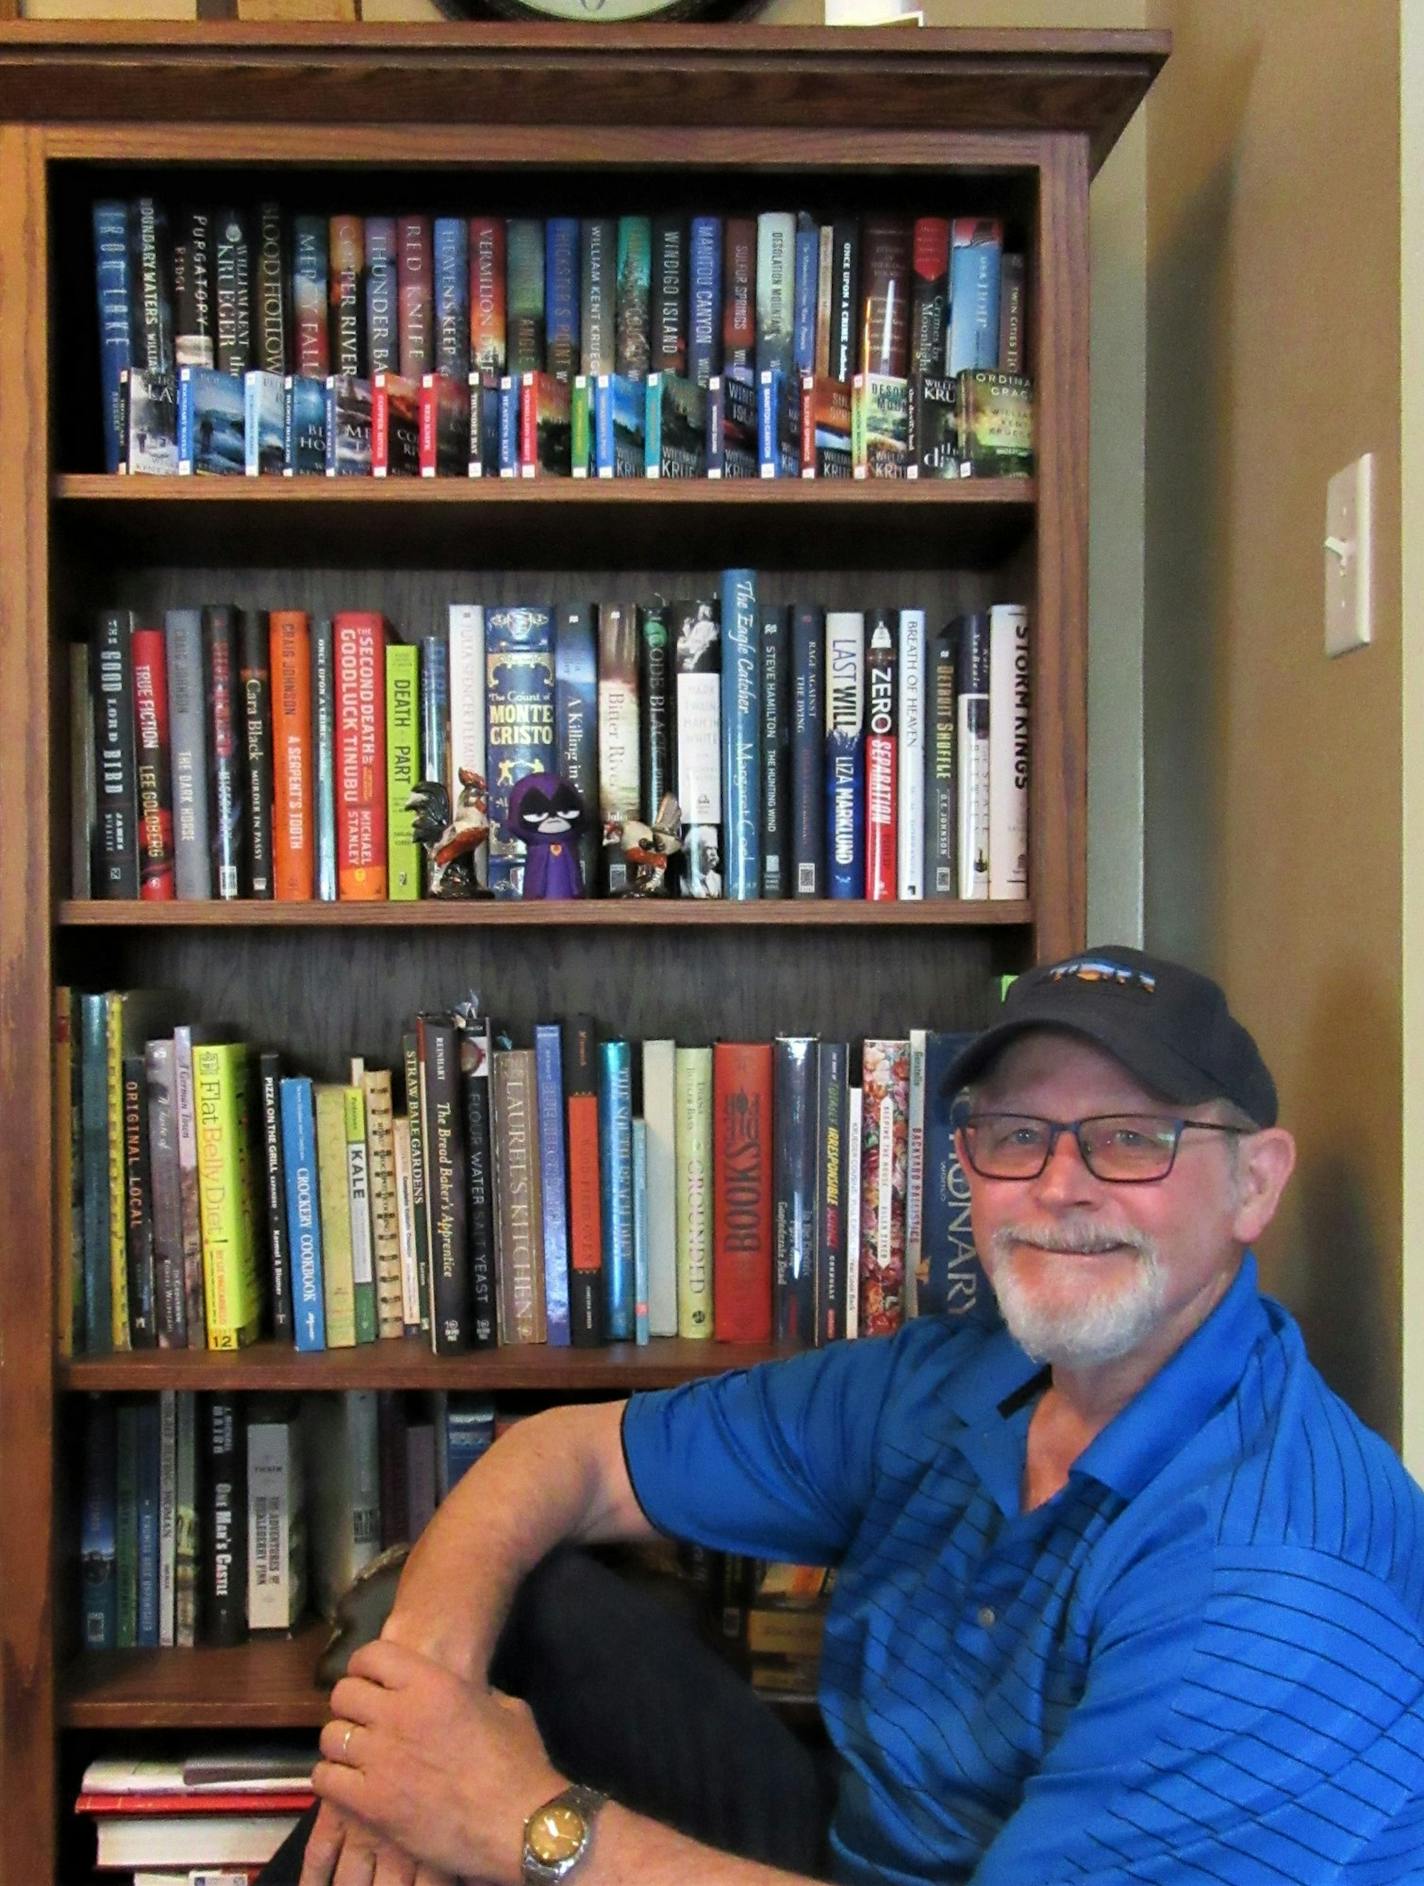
[943,945,1278,1126]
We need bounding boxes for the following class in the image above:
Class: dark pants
[258,1550,836,1882]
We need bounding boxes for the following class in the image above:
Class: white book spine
[158,1388,177,1648]
[956,620,991,900]
[897,609,926,899]
[906,1029,926,1318]
[247,1418,305,1631]
[447,603,488,886]
[988,603,1030,899]
[392,1115,420,1332]
[824,611,865,737]
[346,1117,375,1297]
[845,1086,863,1337]
[642,1039,679,1336]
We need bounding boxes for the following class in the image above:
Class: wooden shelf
[58,897,1032,930]
[51,475,1036,572]
[61,1618,331,1729]
[59,1335,797,1394]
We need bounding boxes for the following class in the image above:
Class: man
[285,946,1424,1886]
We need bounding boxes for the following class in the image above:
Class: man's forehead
[975,1028,1176,1106]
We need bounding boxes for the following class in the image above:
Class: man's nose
[1031,1126,1101,1203]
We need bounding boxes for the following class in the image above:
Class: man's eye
[997,1124,1046,1150]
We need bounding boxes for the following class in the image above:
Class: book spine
[815,1041,850,1345]
[361,1067,404,1340]
[534,1023,571,1346]
[673,1046,713,1339]
[790,605,824,899]
[291,214,329,379]
[160,609,211,899]
[858,1038,910,1337]
[458,1019,497,1349]
[637,601,672,825]
[814,224,834,378]
[615,215,651,378]
[55,989,81,1355]
[237,608,274,898]
[333,611,388,900]
[135,1396,161,1646]
[641,1038,677,1338]
[925,626,957,898]
[562,1015,604,1347]
[553,605,599,893]
[121,1051,158,1347]
[470,216,507,374]
[632,1117,650,1345]
[360,215,396,378]
[999,251,1027,376]
[544,216,579,381]
[172,1025,207,1348]
[280,1075,326,1350]
[415,630,448,792]
[434,215,471,381]
[948,218,1003,376]
[845,1085,862,1338]
[158,1387,177,1646]
[314,1082,356,1348]
[578,217,615,379]
[401,1030,432,1337]
[910,216,950,380]
[772,1035,817,1347]
[651,214,686,375]
[209,207,251,374]
[268,610,313,901]
[257,1051,293,1340]
[100,997,129,1352]
[386,640,421,901]
[247,1414,305,1630]
[81,1395,117,1647]
[956,613,991,899]
[398,214,433,380]
[131,624,176,900]
[193,1044,262,1350]
[643,373,662,478]
[492,1048,545,1344]
[328,214,364,378]
[825,611,865,901]
[720,567,760,901]
[829,220,858,385]
[597,602,641,894]
[146,1036,185,1347]
[755,211,796,378]
[202,1395,247,1647]
[93,201,133,473]
[201,605,244,900]
[864,608,897,901]
[858,216,912,379]
[174,1390,198,1646]
[688,215,722,388]
[905,1028,926,1318]
[92,609,140,898]
[116,1401,137,1644]
[422,1016,468,1354]
[712,1042,773,1343]
[921,1030,991,1321]
[987,604,1030,899]
[722,216,756,377]
[673,598,722,898]
[251,201,287,376]
[70,644,95,899]
[313,617,338,901]
[132,196,174,372]
[485,605,555,898]
[897,609,927,901]
[392,1115,420,1337]
[793,214,819,377]
[598,1039,636,1342]
[507,217,545,376]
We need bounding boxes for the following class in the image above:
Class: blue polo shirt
[621,1256,1424,1884]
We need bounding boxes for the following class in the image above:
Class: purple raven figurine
[502,772,591,899]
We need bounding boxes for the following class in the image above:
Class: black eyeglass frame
[957,1111,1253,1184]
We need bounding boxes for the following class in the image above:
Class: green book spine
[192,1043,262,1351]
[385,640,421,901]
[314,1082,356,1347]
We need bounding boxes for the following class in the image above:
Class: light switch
[1324,453,1374,657]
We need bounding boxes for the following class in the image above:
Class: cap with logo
[943,945,1278,1127]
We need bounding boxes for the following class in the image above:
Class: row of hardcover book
[123,355,1032,484]
[58,991,996,1359]
[78,1385,496,1650]
[95,199,1028,475]
[76,1744,314,1880]
[79,593,1030,906]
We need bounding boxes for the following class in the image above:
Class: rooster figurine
[406,768,492,899]
[603,792,684,897]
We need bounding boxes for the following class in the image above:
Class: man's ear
[1229,1127,1296,1245]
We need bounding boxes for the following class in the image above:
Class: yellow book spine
[193,1044,262,1351]
[315,1083,356,1348]
[362,1067,404,1338]
[106,996,132,1351]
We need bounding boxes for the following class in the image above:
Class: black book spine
[202,605,245,900]
[258,1051,293,1340]
[202,1393,247,1646]
[651,215,686,375]
[815,1041,849,1346]
[829,219,859,385]
[790,605,824,900]
[760,605,790,898]
[173,206,214,370]
[211,207,253,376]
[638,601,672,822]
[92,608,140,898]
[925,628,957,899]
[459,1024,498,1351]
[121,1053,158,1349]
[421,1014,469,1355]
[772,1035,817,1347]
[131,196,174,373]
[255,201,289,376]
[402,1029,432,1337]
[563,1014,604,1347]
[238,609,274,899]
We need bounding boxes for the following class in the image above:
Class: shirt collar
[1072,1251,1269,1500]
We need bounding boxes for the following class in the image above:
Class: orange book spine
[269,610,313,901]
[333,611,388,900]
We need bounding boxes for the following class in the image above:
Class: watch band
[521,1782,608,1884]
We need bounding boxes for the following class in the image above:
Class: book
[269,610,313,901]
[570,374,592,476]
[858,215,912,380]
[909,216,950,379]
[863,608,897,900]
[644,370,707,478]
[238,609,274,898]
[851,371,909,479]
[485,605,556,898]
[518,370,571,476]
[324,373,372,477]
[282,373,327,475]
[312,618,338,900]
[921,1030,993,1322]
[173,1390,199,1647]
[247,1404,306,1631]
[580,216,616,379]
[314,1082,356,1349]
[957,369,1034,477]
[759,605,790,898]
[955,612,991,899]
[987,603,1030,899]
[70,644,95,899]
[202,605,244,900]
[132,196,174,372]
[492,1047,545,1344]
[470,216,507,373]
[333,610,388,900]
[534,1023,571,1347]
[507,217,545,375]
[142,1399,169,1645]
[790,605,824,899]
[757,367,799,478]
[720,567,760,901]
[193,1043,263,1350]
[122,366,178,476]
[858,1037,910,1336]
[243,369,284,475]
[712,1042,773,1343]
[372,371,421,478]
[419,371,470,477]
[827,219,858,384]
[641,1038,677,1338]
[400,1031,432,1338]
[652,214,686,374]
[392,1115,420,1338]
[81,1395,117,1648]
[117,1400,138,1643]
[799,374,852,479]
[131,622,176,900]
[385,640,421,901]
[562,1015,603,1347]
[172,1023,210,1347]
[673,1045,713,1340]
[615,214,652,377]
[121,1051,159,1345]
[92,608,140,897]
[909,372,958,479]
[594,372,645,478]
[435,215,471,380]
[706,371,757,480]
[999,251,1027,375]
[279,1074,326,1351]
[161,609,211,900]
[722,216,755,376]
[55,990,84,1354]
[420,630,450,791]
[291,213,329,379]
[673,597,722,898]
[203,1394,246,1646]
[397,214,433,380]
[926,621,957,898]
[544,216,579,381]
[93,200,132,474]
[947,217,1003,375]
[254,201,287,376]
[598,1038,636,1342]
[303,1392,381,1621]
[896,609,927,901]
[421,1014,468,1354]
[755,211,796,378]
[455,1010,497,1350]
[825,610,865,900]
[905,1028,926,1317]
[597,601,640,896]
[211,208,251,375]
[555,604,600,895]
[343,1083,377,1346]
[815,1040,850,1345]
[772,1035,817,1347]
[632,1117,650,1345]
[178,366,245,476]
[256,1051,293,1341]
[793,212,819,377]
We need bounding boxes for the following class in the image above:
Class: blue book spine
[535,1024,571,1346]
[290,213,329,377]
[313,617,338,901]
[720,567,760,900]
[790,605,824,899]
[921,1032,997,1324]
[544,217,580,381]
[498,375,519,476]
[93,200,133,474]
[689,215,722,388]
[176,367,194,470]
[135,1397,161,1647]
[434,215,471,380]
[825,612,865,900]
[420,633,450,787]
[643,374,662,476]
[81,1395,117,1648]
[593,374,615,477]
[597,1039,635,1342]
[757,369,781,479]
[79,992,112,1354]
[443,1395,496,1495]
[948,223,1003,375]
[282,374,327,476]
[365,216,398,377]
[485,605,555,897]
[280,1076,326,1351]
[793,216,818,377]
[632,1116,649,1346]
[760,606,790,898]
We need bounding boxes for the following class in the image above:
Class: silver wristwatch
[521,1782,608,1884]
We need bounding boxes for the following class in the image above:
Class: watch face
[529,1802,588,1865]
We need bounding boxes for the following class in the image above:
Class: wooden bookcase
[0,23,1164,1881]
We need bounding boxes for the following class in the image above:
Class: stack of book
[96,197,1032,481]
[75,1748,314,1878]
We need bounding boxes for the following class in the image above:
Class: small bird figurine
[603,793,684,897]
[406,768,492,898]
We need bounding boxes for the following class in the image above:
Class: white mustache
[993,1221,1154,1259]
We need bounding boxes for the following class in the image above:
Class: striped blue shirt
[622,1256,1424,1884]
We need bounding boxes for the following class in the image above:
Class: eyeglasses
[959,1112,1251,1184]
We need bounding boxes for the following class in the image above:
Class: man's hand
[312,1640,567,1886]
[296,1797,458,1886]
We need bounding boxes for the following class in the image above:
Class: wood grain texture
[58,898,1032,929]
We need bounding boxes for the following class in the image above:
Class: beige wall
[1145,0,1403,1442]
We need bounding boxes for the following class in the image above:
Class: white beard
[986,1219,1166,1368]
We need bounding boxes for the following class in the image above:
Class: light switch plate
[1324,453,1374,656]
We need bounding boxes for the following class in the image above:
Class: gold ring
[341,1722,355,1761]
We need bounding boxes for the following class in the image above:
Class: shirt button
[977,1605,996,1629]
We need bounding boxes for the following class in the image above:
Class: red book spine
[469,217,507,374]
[269,610,313,901]
[565,1093,603,1340]
[419,373,438,475]
[712,1041,773,1343]
[722,216,756,375]
[518,373,538,475]
[333,611,387,901]
[397,215,432,381]
[865,613,897,899]
[131,624,175,900]
[371,374,391,475]
[859,1038,909,1337]
[799,372,816,476]
[76,1790,317,1816]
